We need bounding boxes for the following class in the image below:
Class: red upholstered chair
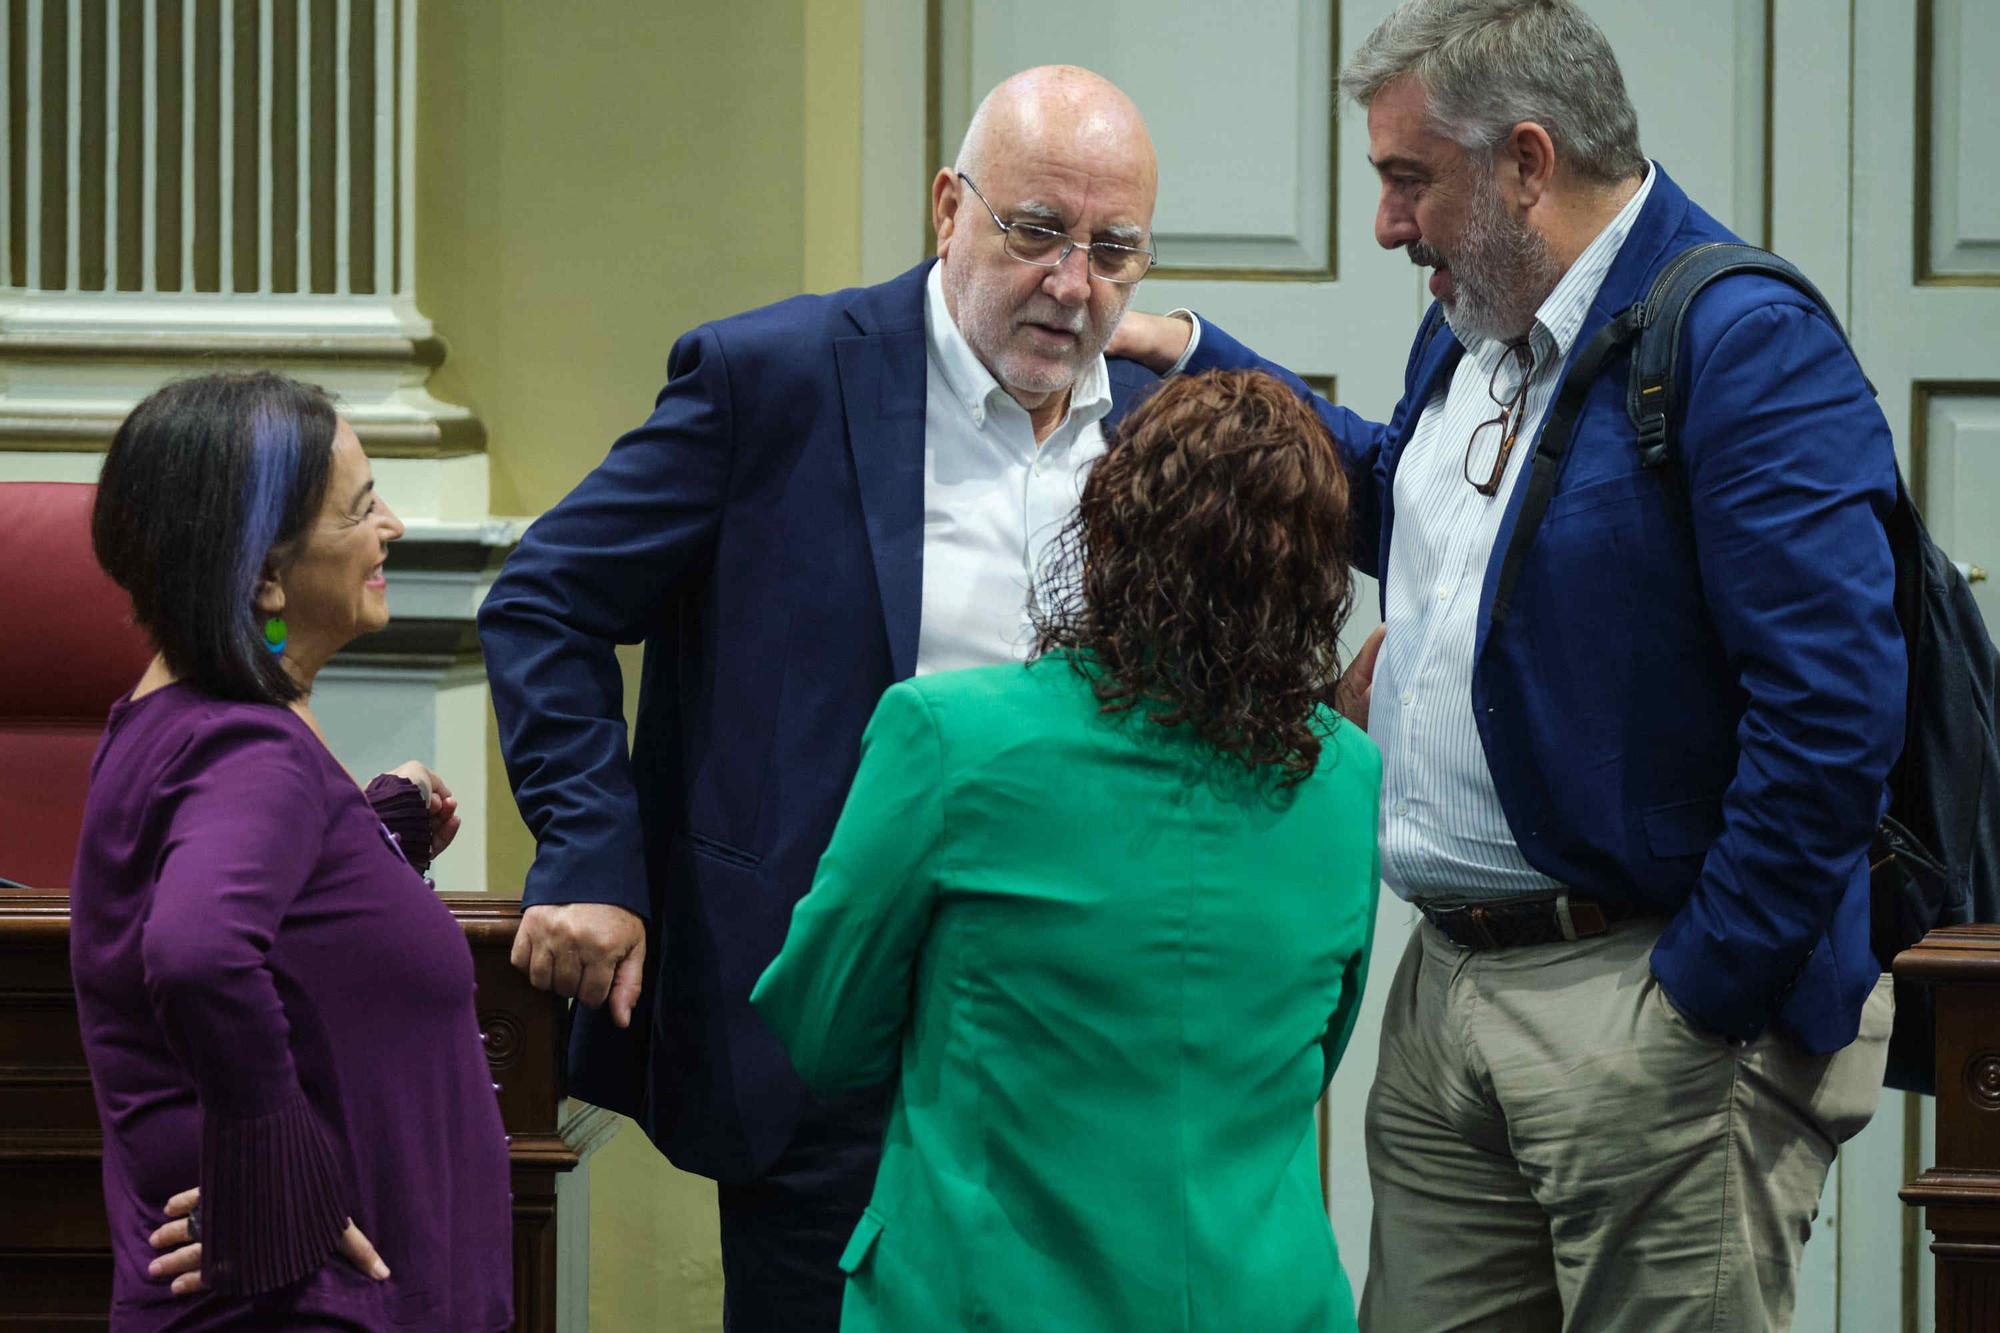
[0,482,154,889]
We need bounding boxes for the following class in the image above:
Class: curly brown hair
[1032,368,1357,784]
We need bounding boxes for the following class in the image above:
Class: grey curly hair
[1341,0,1647,185]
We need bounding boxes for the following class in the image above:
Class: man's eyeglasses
[956,173,1156,284]
[1465,341,1535,496]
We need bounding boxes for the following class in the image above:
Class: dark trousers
[717,1089,888,1333]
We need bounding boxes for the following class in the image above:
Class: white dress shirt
[1370,166,1657,900]
[915,263,1116,676]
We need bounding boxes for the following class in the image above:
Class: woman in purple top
[69,371,512,1330]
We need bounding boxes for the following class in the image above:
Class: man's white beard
[945,260,1122,400]
[1438,167,1562,345]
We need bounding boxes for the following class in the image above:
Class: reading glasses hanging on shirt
[957,173,1157,283]
[1465,340,1537,497]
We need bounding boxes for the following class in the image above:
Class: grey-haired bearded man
[1114,2,1903,1328]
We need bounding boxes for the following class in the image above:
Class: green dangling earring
[263,616,288,656]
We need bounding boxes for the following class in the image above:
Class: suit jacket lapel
[1472,164,1694,657]
[835,263,933,682]
[831,263,1176,682]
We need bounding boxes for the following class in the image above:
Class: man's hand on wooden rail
[511,902,647,1029]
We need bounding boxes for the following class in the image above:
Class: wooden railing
[1899,924,2000,1331]
[0,891,610,1332]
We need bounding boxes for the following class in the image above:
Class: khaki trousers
[1358,918,1893,1333]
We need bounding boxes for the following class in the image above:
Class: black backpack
[1488,241,2000,1094]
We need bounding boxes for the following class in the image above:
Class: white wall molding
[0,0,483,490]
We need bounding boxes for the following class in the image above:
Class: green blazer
[751,656,1381,1332]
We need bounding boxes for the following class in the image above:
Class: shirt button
[1395,800,1410,816]
[1436,586,1449,602]
[1400,691,1413,707]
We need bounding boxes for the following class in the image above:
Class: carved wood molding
[1895,924,2000,984]
[1897,923,2000,1332]
[1903,1168,2000,1210]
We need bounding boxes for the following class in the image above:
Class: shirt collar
[923,262,1113,432]
[1525,162,1658,361]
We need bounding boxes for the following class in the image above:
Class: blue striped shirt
[1371,167,1657,901]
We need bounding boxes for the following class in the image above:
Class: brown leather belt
[1414,891,1645,950]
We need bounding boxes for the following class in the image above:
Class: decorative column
[2,0,511,887]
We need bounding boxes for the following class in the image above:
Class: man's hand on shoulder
[1107,310,1193,375]
[511,903,648,1029]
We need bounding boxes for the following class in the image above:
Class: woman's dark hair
[93,371,338,706]
[1033,369,1357,784]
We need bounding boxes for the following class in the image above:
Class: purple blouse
[68,684,511,1331]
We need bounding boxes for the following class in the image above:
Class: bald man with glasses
[478,64,1173,1330]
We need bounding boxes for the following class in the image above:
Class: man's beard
[946,263,1125,400]
[1414,165,1561,345]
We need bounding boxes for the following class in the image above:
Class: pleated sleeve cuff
[198,1092,350,1298]
[363,774,433,874]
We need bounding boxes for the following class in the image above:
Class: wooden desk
[1898,924,2000,1331]
[0,892,611,1331]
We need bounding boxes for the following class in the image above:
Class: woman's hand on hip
[147,1187,391,1294]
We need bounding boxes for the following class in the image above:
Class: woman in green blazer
[752,370,1380,1332]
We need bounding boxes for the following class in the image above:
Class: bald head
[955,65,1158,198]
[933,67,1159,432]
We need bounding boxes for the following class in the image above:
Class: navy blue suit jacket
[478,261,1161,1181]
[1188,165,1905,1052]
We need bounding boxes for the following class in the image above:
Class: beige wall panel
[417,0,809,523]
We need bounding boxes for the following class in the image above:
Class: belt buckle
[1426,900,1498,950]
[1557,893,1611,940]
[1554,892,1578,942]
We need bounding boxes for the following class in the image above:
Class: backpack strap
[1489,241,1868,630]
[1488,310,1641,628]
[1626,241,1866,470]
